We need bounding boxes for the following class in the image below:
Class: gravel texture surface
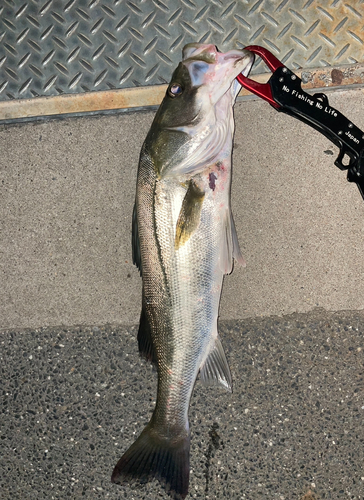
[1,309,364,499]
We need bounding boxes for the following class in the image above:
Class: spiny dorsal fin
[132,202,142,275]
[200,335,232,392]
[175,180,205,250]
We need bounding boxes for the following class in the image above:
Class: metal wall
[0,0,363,103]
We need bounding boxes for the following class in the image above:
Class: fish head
[145,44,254,178]
[181,43,254,105]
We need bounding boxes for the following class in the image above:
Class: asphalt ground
[1,309,363,500]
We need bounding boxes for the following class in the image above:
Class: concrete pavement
[1,89,364,330]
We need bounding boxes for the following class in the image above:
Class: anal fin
[200,335,232,392]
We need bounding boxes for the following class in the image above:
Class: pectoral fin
[200,335,232,392]
[175,180,205,250]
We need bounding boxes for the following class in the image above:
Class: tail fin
[111,422,190,500]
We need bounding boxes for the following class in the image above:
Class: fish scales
[139,155,213,428]
[112,43,254,499]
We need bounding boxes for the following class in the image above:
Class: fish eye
[168,83,183,98]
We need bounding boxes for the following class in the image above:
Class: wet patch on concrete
[204,422,222,495]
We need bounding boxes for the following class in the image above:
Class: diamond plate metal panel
[0,0,363,101]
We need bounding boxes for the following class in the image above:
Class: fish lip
[222,51,246,61]
[182,43,218,63]
[223,50,255,76]
[228,50,254,98]
[240,52,255,77]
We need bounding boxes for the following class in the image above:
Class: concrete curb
[0,64,363,122]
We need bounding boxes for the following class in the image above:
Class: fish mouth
[182,44,254,75]
[222,49,255,77]
[210,48,254,99]
[182,43,219,63]
[220,49,255,97]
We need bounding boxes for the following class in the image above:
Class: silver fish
[111,43,254,499]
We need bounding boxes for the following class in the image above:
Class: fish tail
[111,421,190,500]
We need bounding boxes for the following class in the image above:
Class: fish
[111,43,254,499]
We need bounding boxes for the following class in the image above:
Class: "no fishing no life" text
[282,84,338,117]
